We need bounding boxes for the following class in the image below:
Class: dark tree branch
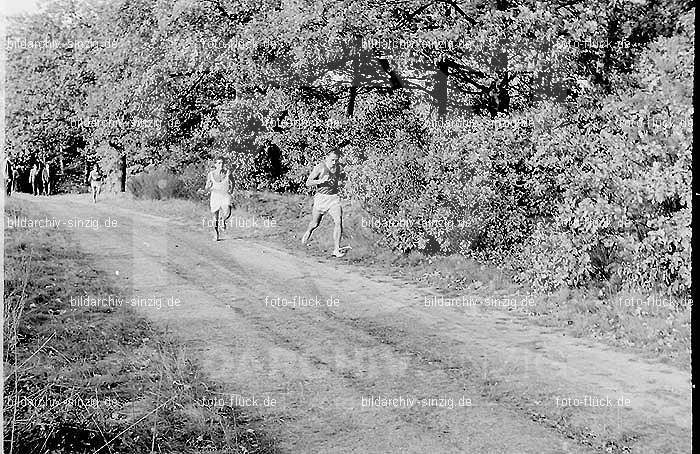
[437,0,476,25]
[450,66,490,91]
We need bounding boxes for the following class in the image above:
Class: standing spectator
[12,166,20,192]
[4,157,12,196]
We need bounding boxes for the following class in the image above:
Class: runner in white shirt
[89,165,102,203]
[205,157,233,241]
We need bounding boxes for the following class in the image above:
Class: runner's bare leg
[302,210,323,245]
[212,209,220,241]
[330,205,343,253]
[221,204,231,230]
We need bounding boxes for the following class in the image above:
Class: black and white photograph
[1,0,693,452]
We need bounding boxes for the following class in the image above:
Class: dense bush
[342,12,692,297]
[271,90,427,193]
[515,13,693,296]
[126,167,185,200]
[177,162,209,201]
[344,105,567,256]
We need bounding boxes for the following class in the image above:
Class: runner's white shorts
[313,193,341,221]
[210,191,232,213]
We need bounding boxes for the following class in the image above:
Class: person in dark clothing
[301,148,348,257]
[4,157,12,196]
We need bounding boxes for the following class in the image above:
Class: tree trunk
[487,34,510,117]
[499,76,510,112]
[347,36,361,117]
[434,59,449,117]
[487,0,510,117]
[347,86,357,117]
[107,140,126,192]
[120,154,126,192]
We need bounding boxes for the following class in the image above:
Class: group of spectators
[3,159,52,196]
[3,158,104,201]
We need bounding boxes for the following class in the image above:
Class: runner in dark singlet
[301,148,347,257]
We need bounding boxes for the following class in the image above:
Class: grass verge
[3,198,277,454]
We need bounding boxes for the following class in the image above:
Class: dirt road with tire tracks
[14,193,691,453]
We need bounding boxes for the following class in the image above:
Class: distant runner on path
[89,165,102,203]
[301,147,347,257]
[29,163,40,196]
[41,161,51,195]
[205,157,233,242]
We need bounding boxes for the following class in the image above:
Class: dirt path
[17,193,691,453]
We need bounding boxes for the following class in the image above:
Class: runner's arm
[227,169,234,191]
[204,172,213,192]
[306,165,328,187]
[226,171,236,207]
